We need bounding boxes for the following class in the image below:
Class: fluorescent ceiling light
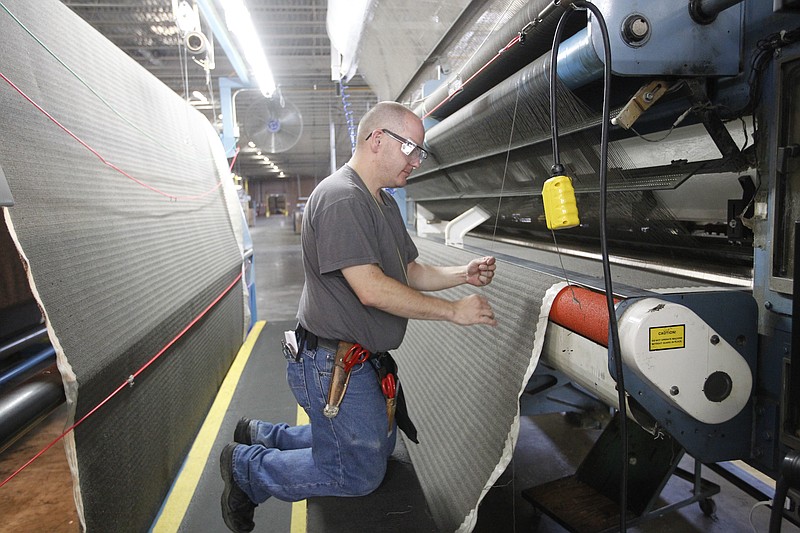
[191,90,208,102]
[221,0,277,97]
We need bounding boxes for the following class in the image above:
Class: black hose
[581,3,628,529]
[550,2,628,529]
[769,450,800,533]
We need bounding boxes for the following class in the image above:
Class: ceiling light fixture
[221,0,277,97]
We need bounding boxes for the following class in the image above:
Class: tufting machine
[392,0,800,529]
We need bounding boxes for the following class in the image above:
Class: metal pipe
[689,0,746,24]
[0,345,56,388]
[0,368,65,452]
[219,77,247,156]
[0,325,47,361]
[556,29,604,90]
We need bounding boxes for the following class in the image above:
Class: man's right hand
[453,294,497,326]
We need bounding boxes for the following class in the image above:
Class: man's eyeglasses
[366,129,429,162]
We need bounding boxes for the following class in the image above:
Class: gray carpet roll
[395,237,564,532]
[0,1,247,530]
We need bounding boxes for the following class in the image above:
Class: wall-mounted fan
[242,97,303,153]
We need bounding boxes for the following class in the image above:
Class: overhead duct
[414,0,585,122]
[354,0,475,101]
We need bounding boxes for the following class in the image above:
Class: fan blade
[243,98,304,153]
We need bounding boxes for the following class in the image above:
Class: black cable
[745,27,800,115]
[769,451,800,532]
[580,4,628,529]
[550,2,629,530]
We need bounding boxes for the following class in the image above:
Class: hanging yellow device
[542,174,580,230]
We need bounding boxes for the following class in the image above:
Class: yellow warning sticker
[649,325,685,351]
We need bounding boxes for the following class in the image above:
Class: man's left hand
[466,256,496,287]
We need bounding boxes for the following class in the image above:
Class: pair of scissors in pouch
[382,373,397,436]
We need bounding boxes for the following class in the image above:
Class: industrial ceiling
[59,0,379,181]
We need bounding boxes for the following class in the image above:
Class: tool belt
[296,324,418,444]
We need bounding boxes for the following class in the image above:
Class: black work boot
[233,417,253,445]
[220,443,256,532]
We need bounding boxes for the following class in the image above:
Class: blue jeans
[232,342,397,503]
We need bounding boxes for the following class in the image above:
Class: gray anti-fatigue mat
[394,237,566,532]
[0,1,246,530]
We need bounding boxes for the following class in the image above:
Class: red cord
[228,146,240,172]
[422,34,521,120]
[0,271,243,489]
[0,69,230,202]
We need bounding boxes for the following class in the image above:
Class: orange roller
[549,286,621,347]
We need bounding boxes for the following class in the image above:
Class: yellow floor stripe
[152,320,266,533]
[291,404,310,533]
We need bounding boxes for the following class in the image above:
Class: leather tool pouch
[323,341,355,418]
[371,353,419,444]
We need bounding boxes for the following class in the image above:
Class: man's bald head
[356,101,420,147]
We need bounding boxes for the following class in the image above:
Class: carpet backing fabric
[395,237,565,532]
[0,1,246,530]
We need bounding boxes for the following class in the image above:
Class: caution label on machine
[649,325,685,351]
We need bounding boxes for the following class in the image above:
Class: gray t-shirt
[297,164,419,353]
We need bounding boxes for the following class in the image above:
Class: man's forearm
[343,263,497,326]
[406,261,466,292]
[344,263,457,320]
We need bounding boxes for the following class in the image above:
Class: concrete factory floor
[1,214,799,533]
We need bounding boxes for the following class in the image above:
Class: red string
[0,69,231,202]
[0,271,243,489]
[422,34,521,120]
[228,146,240,172]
